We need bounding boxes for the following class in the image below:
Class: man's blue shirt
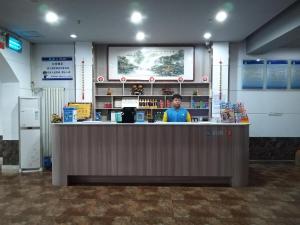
[163,107,191,122]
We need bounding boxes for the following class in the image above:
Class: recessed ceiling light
[215,10,228,23]
[70,34,77,39]
[131,11,143,24]
[203,32,212,40]
[45,11,59,23]
[136,31,145,41]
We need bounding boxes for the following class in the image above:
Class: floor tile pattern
[0,163,299,225]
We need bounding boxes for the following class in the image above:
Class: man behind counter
[163,94,191,122]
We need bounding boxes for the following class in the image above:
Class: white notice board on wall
[242,60,264,89]
[291,60,300,89]
[266,60,288,89]
[41,57,74,80]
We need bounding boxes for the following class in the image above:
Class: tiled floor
[0,163,299,225]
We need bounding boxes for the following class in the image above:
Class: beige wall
[94,44,210,82]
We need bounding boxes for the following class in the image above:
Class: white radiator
[41,88,65,157]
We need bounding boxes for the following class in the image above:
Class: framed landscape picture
[108,46,194,80]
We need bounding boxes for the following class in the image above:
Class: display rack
[93,82,211,121]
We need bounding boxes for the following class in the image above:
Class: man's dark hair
[172,93,182,100]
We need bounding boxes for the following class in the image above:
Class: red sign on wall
[0,33,6,49]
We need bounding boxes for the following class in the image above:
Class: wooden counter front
[51,123,249,186]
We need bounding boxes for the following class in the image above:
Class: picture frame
[107,45,194,81]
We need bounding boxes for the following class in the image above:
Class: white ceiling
[280,27,300,48]
[0,0,297,44]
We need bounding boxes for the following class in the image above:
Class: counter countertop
[52,121,250,126]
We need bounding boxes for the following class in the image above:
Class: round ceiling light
[203,32,212,40]
[45,11,59,24]
[70,34,77,39]
[136,31,145,41]
[131,11,143,24]
[215,10,228,23]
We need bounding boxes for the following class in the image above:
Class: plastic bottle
[191,99,195,109]
[160,100,164,108]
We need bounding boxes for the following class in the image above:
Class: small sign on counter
[68,102,92,121]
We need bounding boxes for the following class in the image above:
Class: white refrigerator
[19,97,41,171]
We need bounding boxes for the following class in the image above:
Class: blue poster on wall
[266,60,288,89]
[42,57,73,80]
[242,60,264,89]
[291,60,300,89]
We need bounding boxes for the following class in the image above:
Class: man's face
[172,98,181,108]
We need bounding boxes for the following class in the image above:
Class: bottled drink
[166,99,171,108]
[191,99,195,108]
[141,99,145,108]
[159,100,164,108]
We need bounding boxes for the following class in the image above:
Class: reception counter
[51,122,249,186]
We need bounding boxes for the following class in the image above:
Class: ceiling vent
[17,31,43,39]
[29,0,42,3]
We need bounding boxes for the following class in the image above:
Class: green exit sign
[6,34,22,53]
